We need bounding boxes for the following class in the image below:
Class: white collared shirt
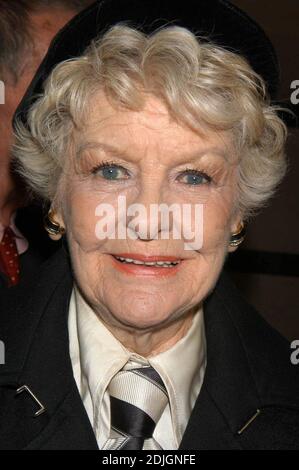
[68,284,206,450]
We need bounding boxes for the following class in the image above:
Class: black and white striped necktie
[103,363,169,450]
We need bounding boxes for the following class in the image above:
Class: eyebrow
[76,141,130,161]
[76,141,230,163]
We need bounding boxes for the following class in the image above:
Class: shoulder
[210,270,298,395]
[0,243,71,315]
[203,270,299,449]
[0,245,73,377]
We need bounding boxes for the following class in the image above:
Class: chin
[115,310,172,331]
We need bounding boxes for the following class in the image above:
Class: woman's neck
[103,308,197,357]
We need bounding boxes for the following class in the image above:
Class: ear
[46,206,66,241]
[52,209,64,227]
[227,215,244,253]
[228,240,239,253]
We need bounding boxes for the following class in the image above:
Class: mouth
[113,255,181,268]
[110,253,183,275]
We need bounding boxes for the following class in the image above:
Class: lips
[113,254,180,268]
[112,253,182,262]
[110,253,183,276]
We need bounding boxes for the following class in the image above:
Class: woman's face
[57,90,240,332]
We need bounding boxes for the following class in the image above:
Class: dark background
[227,0,299,339]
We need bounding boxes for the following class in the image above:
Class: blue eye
[178,169,212,185]
[92,162,129,181]
[101,166,122,180]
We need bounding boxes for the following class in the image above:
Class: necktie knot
[3,226,16,238]
[105,364,169,450]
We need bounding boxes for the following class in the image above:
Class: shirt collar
[69,282,206,445]
[148,308,206,440]
[0,212,29,255]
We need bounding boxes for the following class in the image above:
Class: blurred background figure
[0,0,94,288]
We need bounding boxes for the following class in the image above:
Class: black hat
[14,0,283,127]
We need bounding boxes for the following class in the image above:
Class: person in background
[0,0,94,288]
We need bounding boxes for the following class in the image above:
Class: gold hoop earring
[229,221,246,247]
[44,209,65,237]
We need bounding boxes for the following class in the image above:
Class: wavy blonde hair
[13,23,288,220]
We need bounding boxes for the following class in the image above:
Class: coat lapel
[180,270,299,450]
[179,271,261,449]
[0,246,98,450]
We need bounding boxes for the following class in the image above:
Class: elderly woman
[0,0,298,450]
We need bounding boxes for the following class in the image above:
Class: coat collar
[206,271,299,410]
[1,246,298,449]
[180,270,299,449]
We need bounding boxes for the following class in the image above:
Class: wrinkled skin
[54,91,241,356]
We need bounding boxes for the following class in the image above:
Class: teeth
[114,256,180,267]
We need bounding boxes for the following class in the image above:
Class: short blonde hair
[13,23,288,220]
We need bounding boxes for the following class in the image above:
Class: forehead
[76,90,235,162]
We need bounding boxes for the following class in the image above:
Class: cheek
[62,184,121,249]
[201,196,234,252]
[66,196,99,248]
[63,187,101,251]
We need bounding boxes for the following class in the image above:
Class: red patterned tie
[0,226,20,287]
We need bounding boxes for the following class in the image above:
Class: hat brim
[14,0,283,127]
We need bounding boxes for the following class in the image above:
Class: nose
[126,185,171,241]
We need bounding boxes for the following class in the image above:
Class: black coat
[0,246,299,450]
